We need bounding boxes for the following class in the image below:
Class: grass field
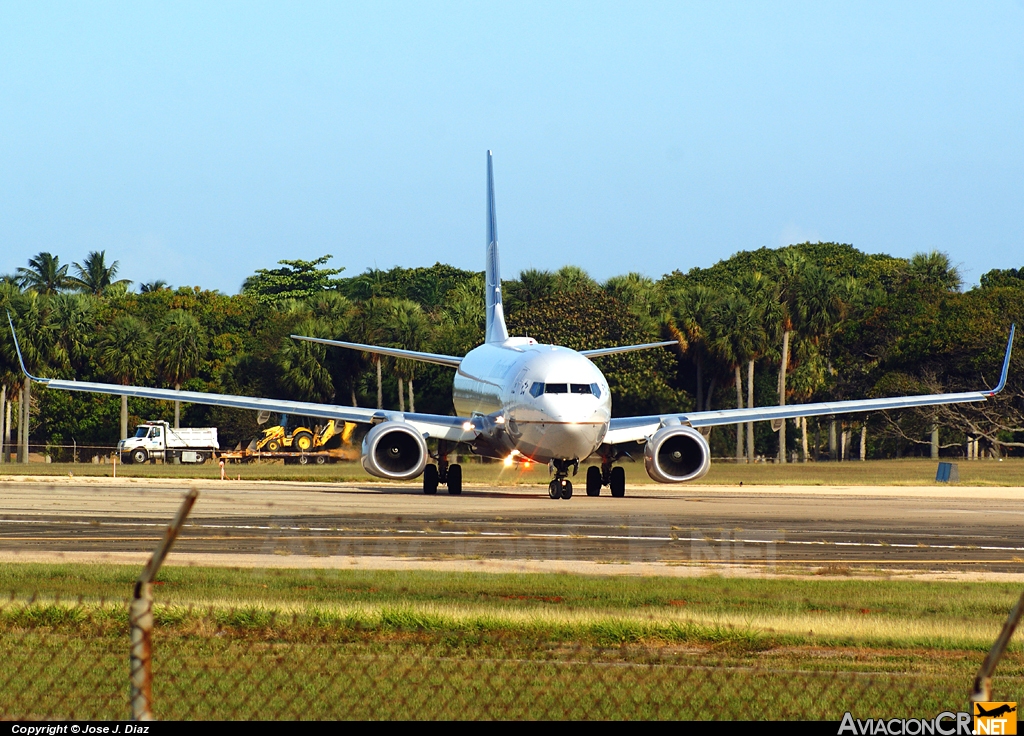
[3,457,1024,486]
[1,563,1021,719]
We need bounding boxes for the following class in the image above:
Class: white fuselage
[452,337,612,463]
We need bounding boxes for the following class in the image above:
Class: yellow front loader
[253,419,353,453]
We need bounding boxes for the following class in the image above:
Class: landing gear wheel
[130,448,148,465]
[293,431,314,452]
[610,466,626,497]
[560,480,573,499]
[423,464,439,495]
[446,464,462,495]
[586,466,602,496]
[548,480,561,499]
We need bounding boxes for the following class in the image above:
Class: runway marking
[3,518,1024,554]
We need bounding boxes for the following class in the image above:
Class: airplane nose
[540,421,601,460]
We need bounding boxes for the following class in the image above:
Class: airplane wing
[604,325,1015,446]
[290,335,463,367]
[580,341,678,358]
[7,315,475,443]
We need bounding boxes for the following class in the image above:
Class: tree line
[1,243,1021,464]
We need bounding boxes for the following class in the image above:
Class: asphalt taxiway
[1,478,1022,578]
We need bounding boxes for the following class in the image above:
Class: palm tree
[3,292,53,462]
[16,253,70,294]
[96,316,153,440]
[345,267,389,302]
[387,299,431,412]
[736,271,781,463]
[69,251,132,295]
[553,266,598,294]
[277,317,335,403]
[48,293,97,376]
[773,251,810,463]
[435,277,485,360]
[0,284,24,463]
[907,251,962,291]
[307,294,369,407]
[139,280,169,293]
[603,273,667,331]
[504,269,556,313]
[709,290,761,462]
[155,311,207,428]
[352,297,396,409]
[672,284,720,411]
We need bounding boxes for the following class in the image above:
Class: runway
[1,478,1023,577]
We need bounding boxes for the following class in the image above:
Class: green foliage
[155,310,206,388]
[663,242,906,295]
[506,290,688,415]
[979,267,1024,290]
[907,250,963,292]
[338,263,478,309]
[3,241,1022,460]
[96,315,153,385]
[242,255,346,304]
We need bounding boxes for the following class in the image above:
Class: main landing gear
[423,441,462,495]
[582,457,626,498]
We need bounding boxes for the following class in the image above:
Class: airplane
[6,151,1016,500]
[976,704,1016,718]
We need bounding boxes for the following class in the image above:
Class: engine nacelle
[361,422,428,480]
[644,425,711,483]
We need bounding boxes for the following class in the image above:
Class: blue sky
[1,2,1022,292]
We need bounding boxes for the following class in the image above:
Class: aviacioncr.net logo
[838,711,973,735]
[973,702,1017,735]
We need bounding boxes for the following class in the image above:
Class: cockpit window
[531,382,600,397]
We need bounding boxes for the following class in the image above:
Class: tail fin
[485,151,509,344]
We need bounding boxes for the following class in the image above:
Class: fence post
[130,488,199,720]
[971,589,1024,704]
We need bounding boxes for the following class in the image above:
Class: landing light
[462,421,474,431]
[503,455,514,467]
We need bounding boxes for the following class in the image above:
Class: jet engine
[643,425,711,483]
[361,422,428,480]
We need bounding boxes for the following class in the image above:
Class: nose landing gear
[548,478,573,499]
[547,459,577,500]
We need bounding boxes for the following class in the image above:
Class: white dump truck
[117,420,219,464]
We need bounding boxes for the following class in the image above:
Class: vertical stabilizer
[485,151,509,344]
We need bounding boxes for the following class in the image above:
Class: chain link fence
[1,490,1023,721]
[2,594,1012,720]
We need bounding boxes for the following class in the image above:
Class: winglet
[5,311,45,383]
[985,323,1015,396]
[485,151,509,344]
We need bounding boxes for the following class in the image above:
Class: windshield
[134,427,150,438]
[529,382,599,397]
